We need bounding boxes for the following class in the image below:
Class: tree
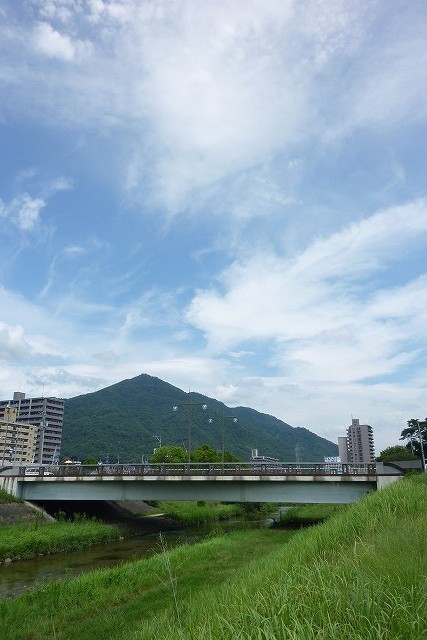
[376,445,417,462]
[190,444,241,462]
[222,450,241,462]
[400,418,427,460]
[82,456,99,465]
[191,445,221,462]
[151,446,187,463]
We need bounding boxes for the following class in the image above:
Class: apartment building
[0,406,37,464]
[340,418,375,464]
[0,392,64,464]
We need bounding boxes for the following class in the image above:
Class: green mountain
[62,374,338,462]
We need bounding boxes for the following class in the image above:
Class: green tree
[191,444,221,462]
[376,445,417,462]
[400,418,427,460]
[190,445,241,462]
[151,446,187,463]
[82,456,99,465]
[222,450,241,462]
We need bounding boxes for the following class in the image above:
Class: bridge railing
[17,462,376,477]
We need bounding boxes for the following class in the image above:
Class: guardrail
[17,462,377,477]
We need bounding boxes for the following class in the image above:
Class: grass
[0,515,122,561]
[0,528,290,640]
[132,474,427,640]
[277,502,347,526]
[2,476,427,639]
[0,487,23,503]
[156,500,243,523]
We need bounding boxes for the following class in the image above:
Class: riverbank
[0,494,270,565]
[155,500,243,523]
[1,475,424,639]
[0,516,122,563]
[274,502,347,527]
[140,473,427,640]
[0,528,290,639]
[0,501,54,525]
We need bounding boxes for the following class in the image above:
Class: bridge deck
[0,463,382,503]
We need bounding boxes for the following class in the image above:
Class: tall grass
[0,515,121,561]
[2,477,426,639]
[277,502,347,526]
[157,501,242,524]
[132,475,427,640]
[0,529,288,640]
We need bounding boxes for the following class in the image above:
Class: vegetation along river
[0,509,284,600]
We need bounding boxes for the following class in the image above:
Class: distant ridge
[62,373,338,462]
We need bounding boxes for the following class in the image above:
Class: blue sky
[0,0,426,453]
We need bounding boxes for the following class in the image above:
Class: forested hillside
[61,374,337,462]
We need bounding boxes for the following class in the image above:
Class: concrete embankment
[0,499,160,527]
[0,501,54,525]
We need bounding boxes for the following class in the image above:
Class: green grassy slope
[2,475,425,640]
[135,474,427,640]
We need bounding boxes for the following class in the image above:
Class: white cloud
[208,375,427,454]
[0,193,46,230]
[1,1,426,458]
[42,176,74,196]
[36,1,77,23]
[186,199,427,384]
[0,322,31,360]
[0,175,73,232]
[3,1,425,215]
[33,21,76,60]
[32,21,92,61]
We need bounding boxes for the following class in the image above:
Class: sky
[0,0,426,455]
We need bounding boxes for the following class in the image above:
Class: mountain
[61,374,338,462]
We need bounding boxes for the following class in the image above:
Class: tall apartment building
[340,418,375,464]
[0,392,64,464]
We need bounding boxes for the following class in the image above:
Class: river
[0,512,283,600]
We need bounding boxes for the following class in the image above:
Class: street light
[153,436,162,453]
[416,419,426,472]
[209,415,238,463]
[173,399,207,463]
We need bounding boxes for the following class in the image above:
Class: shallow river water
[0,514,280,600]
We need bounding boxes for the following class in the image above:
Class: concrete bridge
[0,461,409,504]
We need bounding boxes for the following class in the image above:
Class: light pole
[153,435,162,452]
[209,415,238,463]
[416,419,426,472]
[173,399,207,463]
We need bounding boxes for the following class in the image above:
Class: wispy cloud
[2,1,426,216]
[0,175,72,232]
[33,22,78,61]
[186,199,427,383]
[0,321,31,360]
[0,1,426,455]
[0,193,46,230]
